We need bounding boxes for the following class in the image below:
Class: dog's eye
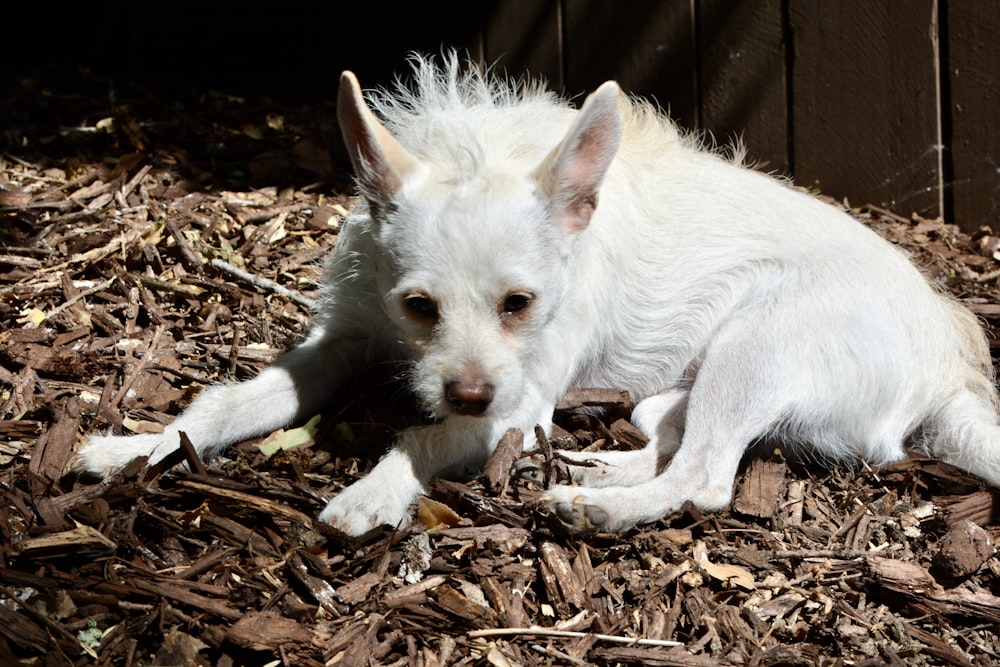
[501,292,533,316]
[403,294,439,323]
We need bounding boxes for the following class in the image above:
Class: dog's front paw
[71,432,176,478]
[539,486,611,534]
[318,476,417,536]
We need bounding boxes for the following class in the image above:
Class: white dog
[76,55,1000,535]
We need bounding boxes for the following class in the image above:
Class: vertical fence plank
[325,3,486,88]
[947,3,1000,231]
[698,0,789,175]
[789,0,941,217]
[562,0,697,127]
[484,0,563,89]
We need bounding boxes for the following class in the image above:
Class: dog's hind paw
[539,486,617,534]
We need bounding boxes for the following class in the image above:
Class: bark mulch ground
[2,67,1000,666]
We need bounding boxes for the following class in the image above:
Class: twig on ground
[44,276,117,321]
[468,627,682,648]
[210,258,315,309]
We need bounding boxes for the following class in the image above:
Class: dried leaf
[17,308,45,328]
[693,541,755,590]
[417,495,462,529]
[258,414,320,458]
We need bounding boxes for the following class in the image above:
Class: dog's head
[337,71,622,420]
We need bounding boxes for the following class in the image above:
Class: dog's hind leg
[536,389,689,488]
[541,407,758,533]
[541,322,788,533]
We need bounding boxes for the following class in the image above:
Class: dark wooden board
[946,2,1000,232]
[5,2,1000,227]
[789,0,942,217]
[562,0,698,128]
[698,0,790,175]
[485,0,564,90]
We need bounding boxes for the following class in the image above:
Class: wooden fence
[472,1,999,233]
[8,0,999,231]
[326,0,998,233]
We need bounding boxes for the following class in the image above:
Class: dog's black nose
[445,381,495,415]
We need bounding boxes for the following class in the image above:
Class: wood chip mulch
[2,67,1000,666]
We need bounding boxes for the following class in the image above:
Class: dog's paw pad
[554,500,608,533]
[541,489,609,534]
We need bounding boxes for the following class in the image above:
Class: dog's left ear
[535,81,623,235]
[338,71,421,204]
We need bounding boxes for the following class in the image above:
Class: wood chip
[18,524,117,559]
[173,478,313,526]
[482,427,523,494]
[931,520,993,581]
[733,457,786,518]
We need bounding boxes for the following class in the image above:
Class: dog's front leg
[318,419,495,535]
[74,323,368,476]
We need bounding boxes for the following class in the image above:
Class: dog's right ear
[338,71,420,203]
[535,81,623,237]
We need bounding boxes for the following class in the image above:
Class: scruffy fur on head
[76,54,1000,536]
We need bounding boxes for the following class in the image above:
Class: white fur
[75,55,1000,535]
